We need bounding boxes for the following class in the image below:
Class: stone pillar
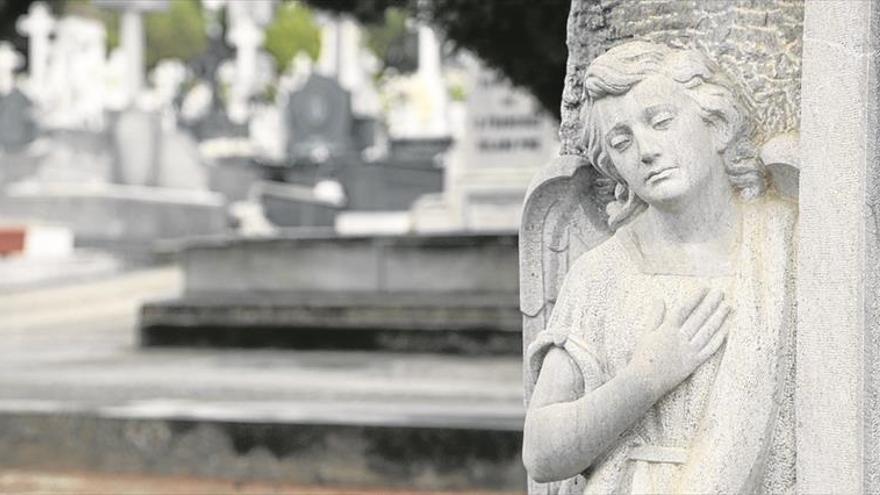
[797,1,880,492]
[120,9,145,103]
[416,24,448,136]
[316,15,340,79]
[225,15,264,123]
[94,0,168,106]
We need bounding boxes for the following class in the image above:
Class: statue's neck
[631,178,741,273]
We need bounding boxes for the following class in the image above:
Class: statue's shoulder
[564,230,631,289]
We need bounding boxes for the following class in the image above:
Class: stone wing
[519,155,610,393]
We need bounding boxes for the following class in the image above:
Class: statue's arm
[522,346,664,482]
[523,288,732,483]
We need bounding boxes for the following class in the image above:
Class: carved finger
[672,287,711,327]
[680,289,724,339]
[650,299,667,331]
[690,303,732,349]
[697,321,730,362]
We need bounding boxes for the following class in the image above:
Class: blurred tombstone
[42,16,107,130]
[16,2,55,100]
[411,58,558,233]
[225,19,264,123]
[285,74,353,162]
[316,14,339,78]
[454,66,557,230]
[112,109,160,186]
[0,42,22,96]
[337,16,381,117]
[157,129,208,190]
[93,0,169,106]
[385,24,449,139]
[0,89,37,152]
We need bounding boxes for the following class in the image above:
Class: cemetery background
[0,0,564,493]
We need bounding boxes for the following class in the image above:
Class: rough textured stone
[559,0,803,157]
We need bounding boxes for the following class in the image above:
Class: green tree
[144,0,208,68]
[302,0,568,120]
[363,7,416,76]
[264,1,321,73]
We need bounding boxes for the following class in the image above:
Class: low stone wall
[142,232,521,353]
[180,232,519,295]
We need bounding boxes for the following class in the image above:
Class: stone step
[140,292,521,354]
[0,399,525,492]
[0,263,527,491]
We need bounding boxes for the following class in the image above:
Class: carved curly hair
[582,41,768,230]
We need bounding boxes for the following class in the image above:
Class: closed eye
[650,110,675,130]
[608,133,631,151]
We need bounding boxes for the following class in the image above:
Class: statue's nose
[641,150,660,165]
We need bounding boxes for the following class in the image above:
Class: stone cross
[93,0,168,106]
[316,14,340,78]
[16,2,54,94]
[0,43,22,96]
[416,24,448,136]
[225,11,265,123]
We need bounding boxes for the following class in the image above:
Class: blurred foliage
[363,8,417,75]
[62,0,120,49]
[3,0,568,118]
[302,0,568,120]
[143,0,208,68]
[264,1,320,73]
[61,0,206,68]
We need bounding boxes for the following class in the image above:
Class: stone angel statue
[520,41,799,494]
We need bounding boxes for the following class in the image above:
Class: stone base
[0,182,227,243]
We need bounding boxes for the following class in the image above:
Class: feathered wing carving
[520,154,611,403]
[519,154,609,495]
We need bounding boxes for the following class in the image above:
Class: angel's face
[594,74,725,209]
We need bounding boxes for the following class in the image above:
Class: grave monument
[0,1,226,258]
[521,1,879,494]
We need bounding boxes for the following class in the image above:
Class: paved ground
[0,265,525,492]
[0,469,520,494]
[0,265,523,425]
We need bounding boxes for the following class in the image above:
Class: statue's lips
[645,166,678,184]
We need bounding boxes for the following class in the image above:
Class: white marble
[521,41,797,494]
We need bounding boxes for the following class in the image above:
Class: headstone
[41,16,107,130]
[285,73,353,162]
[316,14,339,78]
[0,89,37,151]
[225,9,265,123]
[0,42,22,96]
[112,109,161,186]
[412,58,557,233]
[384,24,449,139]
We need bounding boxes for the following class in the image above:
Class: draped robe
[526,195,797,494]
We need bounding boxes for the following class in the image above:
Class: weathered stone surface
[522,38,798,493]
[179,233,518,295]
[559,0,803,157]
